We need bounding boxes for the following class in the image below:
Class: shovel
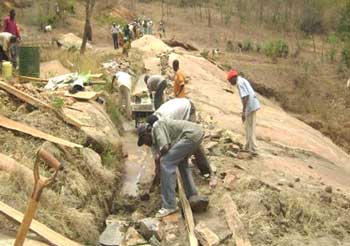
[14,148,64,246]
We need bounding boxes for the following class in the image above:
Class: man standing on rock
[173,60,186,98]
[227,70,260,154]
[150,98,217,188]
[144,74,168,109]
[137,119,209,218]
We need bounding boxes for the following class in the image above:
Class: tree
[80,0,95,54]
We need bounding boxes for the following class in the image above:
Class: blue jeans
[160,138,201,209]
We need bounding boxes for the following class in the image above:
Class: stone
[223,174,237,191]
[325,186,333,194]
[237,152,253,160]
[288,183,294,188]
[277,179,287,186]
[62,102,121,153]
[205,141,219,150]
[320,193,332,203]
[125,227,148,246]
[226,151,238,158]
[131,210,145,222]
[295,177,300,182]
[149,235,161,246]
[138,218,162,241]
[99,220,127,246]
[195,222,220,246]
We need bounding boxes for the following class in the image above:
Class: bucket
[2,61,12,79]
[19,46,40,77]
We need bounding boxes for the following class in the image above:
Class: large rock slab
[63,102,121,153]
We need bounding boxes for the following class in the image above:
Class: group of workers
[110,18,154,51]
[113,55,260,218]
[0,9,20,68]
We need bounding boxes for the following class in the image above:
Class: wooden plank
[0,115,82,148]
[90,73,103,79]
[0,81,83,128]
[18,76,48,83]
[222,193,251,246]
[176,169,198,246]
[64,91,98,100]
[0,81,53,110]
[0,201,81,246]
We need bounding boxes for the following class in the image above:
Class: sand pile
[132,35,172,54]
[58,33,92,50]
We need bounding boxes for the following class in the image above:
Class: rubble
[125,227,148,246]
[194,222,220,246]
[138,218,162,241]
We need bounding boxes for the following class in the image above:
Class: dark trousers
[154,80,168,110]
[112,33,119,49]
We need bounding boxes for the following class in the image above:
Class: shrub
[241,39,254,52]
[341,41,350,68]
[263,40,289,61]
[337,0,350,40]
[326,34,338,62]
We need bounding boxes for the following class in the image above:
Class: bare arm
[242,96,249,122]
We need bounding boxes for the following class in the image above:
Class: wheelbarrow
[14,147,64,246]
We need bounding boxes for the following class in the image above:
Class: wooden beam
[64,91,98,101]
[176,169,198,246]
[0,201,81,246]
[222,193,252,246]
[0,81,83,128]
[18,76,48,83]
[0,115,82,148]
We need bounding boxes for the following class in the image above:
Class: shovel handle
[37,148,62,171]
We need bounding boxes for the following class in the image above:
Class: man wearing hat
[150,98,217,188]
[227,70,260,154]
[137,119,209,218]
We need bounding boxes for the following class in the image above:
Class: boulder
[138,218,162,241]
[63,102,121,153]
[125,227,147,246]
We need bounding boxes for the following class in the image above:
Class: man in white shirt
[227,70,261,154]
[112,71,132,119]
[111,23,119,49]
[0,32,17,65]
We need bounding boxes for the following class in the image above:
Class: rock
[226,151,238,158]
[237,152,253,160]
[308,165,313,169]
[339,199,350,209]
[194,222,220,246]
[205,141,219,150]
[63,102,121,153]
[295,177,300,182]
[138,218,162,241]
[99,219,128,246]
[58,33,92,49]
[288,183,294,188]
[223,174,237,191]
[125,227,148,246]
[149,235,161,246]
[221,130,244,147]
[228,144,241,153]
[325,186,333,194]
[131,210,145,222]
[277,179,287,186]
[320,193,332,203]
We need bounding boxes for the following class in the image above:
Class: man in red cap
[227,70,260,154]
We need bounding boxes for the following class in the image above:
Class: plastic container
[2,61,12,79]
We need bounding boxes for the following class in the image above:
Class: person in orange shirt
[173,59,186,98]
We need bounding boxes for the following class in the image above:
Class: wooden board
[222,193,252,246]
[18,76,48,83]
[0,115,82,148]
[64,91,98,100]
[0,81,53,110]
[0,201,81,246]
[176,169,198,246]
[0,81,83,128]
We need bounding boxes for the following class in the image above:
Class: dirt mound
[110,6,135,21]
[132,35,172,55]
[58,33,92,50]
[40,60,71,79]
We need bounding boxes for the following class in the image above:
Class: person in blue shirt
[227,70,261,154]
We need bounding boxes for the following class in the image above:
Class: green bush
[326,34,338,62]
[341,41,350,68]
[337,0,350,40]
[241,39,254,52]
[263,40,289,60]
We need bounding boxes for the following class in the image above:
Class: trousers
[245,111,257,152]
